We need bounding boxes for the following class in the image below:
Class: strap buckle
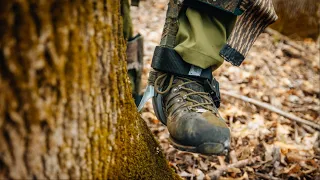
[151,46,213,80]
[204,79,221,108]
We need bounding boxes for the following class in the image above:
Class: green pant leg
[174,7,236,70]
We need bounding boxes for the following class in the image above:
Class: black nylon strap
[204,79,221,108]
[151,46,213,80]
[151,46,220,107]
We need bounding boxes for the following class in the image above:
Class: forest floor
[131,0,320,179]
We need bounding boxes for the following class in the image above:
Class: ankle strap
[151,46,221,107]
[151,46,213,80]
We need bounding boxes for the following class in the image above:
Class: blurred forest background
[0,0,318,179]
[133,0,320,179]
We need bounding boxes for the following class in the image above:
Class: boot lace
[154,73,215,112]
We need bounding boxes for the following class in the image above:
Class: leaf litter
[131,0,320,179]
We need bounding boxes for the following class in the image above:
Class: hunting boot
[126,34,144,105]
[137,46,230,155]
[151,70,230,155]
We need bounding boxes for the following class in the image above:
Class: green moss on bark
[0,0,180,179]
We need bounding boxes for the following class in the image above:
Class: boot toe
[168,111,230,155]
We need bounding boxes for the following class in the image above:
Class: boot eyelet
[173,88,178,92]
[187,106,192,111]
[178,85,182,89]
[183,95,187,99]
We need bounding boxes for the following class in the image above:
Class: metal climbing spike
[137,85,155,112]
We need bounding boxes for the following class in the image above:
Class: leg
[174,7,236,70]
[147,6,236,155]
[138,0,277,155]
[121,0,144,105]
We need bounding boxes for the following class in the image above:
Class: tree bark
[0,0,178,179]
[270,0,319,40]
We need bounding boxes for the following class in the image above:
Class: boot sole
[169,136,228,156]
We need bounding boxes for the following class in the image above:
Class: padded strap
[151,46,213,80]
[151,46,220,107]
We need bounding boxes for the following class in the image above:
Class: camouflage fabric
[196,0,251,15]
[159,0,183,48]
[220,0,278,66]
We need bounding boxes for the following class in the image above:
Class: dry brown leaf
[282,163,302,175]
[227,167,242,178]
[132,0,320,179]
[286,151,309,163]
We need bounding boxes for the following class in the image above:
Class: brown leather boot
[152,71,230,155]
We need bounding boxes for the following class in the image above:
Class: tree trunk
[0,0,178,179]
[270,0,319,40]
